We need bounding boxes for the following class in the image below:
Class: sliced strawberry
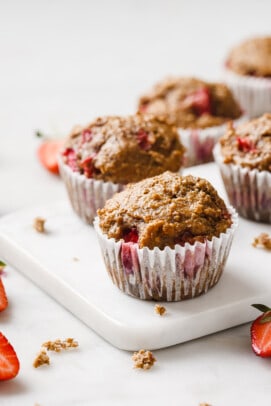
[184,87,212,116]
[237,137,256,152]
[123,228,139,243]
[0,278,8,312]
[0,333,20,380]
[37,139,65,175]
[136,129,151,151]
[251,304,271,357]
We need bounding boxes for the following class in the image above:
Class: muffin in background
[214,113,271,223]
[224,36,271,118]
[94,171,238,301]
[138,76,244,166]
[58,114,185,223]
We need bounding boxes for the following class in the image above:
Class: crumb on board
[132,349,156,370]
[154,304,166,316]
[33,350,50,368]
[252,233,271,250]
[33,217,46,233]
[72,257,80,262]
[42,338,78,352]
[199,403,212,406]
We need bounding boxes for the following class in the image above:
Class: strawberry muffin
[94,171,237,301]
[214,113,271,222]
[138,76,244,166]
[59,114,185,223]
[224,37,271,118]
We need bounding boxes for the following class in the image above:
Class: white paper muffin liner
[58,157,124,224]
[223,69,271,118]
[213,144,271,223]
[93,207,238,301]
[179,114,246,167]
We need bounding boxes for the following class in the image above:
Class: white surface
[1,1,271,405]
[0,163,270,352]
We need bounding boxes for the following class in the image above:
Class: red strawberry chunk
[136,129,151,151]
[121,242,139,275]
[139,103,149,113]
[62,148,78,172]
[80,153,97,178]
[185,87,212,116]
[81,129,93,144]
[0,278,8,312]
[123,228,139,243]
[237,137,256,152]
[251,312,271,357]
[0,333,20,381]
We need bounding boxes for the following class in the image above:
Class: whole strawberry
[251,304,271,357]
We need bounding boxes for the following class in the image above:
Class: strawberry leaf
[0,261,6,267]
[252,304,271,313]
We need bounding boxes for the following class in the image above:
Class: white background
[0,1,271,405]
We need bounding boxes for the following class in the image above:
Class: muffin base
[179,115,246,167]
[58,157,123,224]
[213,144,271,223]
[94,207,238,301]
[223,69,271,118]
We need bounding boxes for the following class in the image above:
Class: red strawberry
[251,304,271,357]
[37,139,65,175]
[184,87,212,116]
[0,278,8,312]
[136,129,151,150]
[123,228,139,243]
[237,137,256,152]
[0,333,20,380]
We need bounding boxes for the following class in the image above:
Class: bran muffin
[138,77,244,166]
[94,171,237,301]
[224,37,271,118]
[59,114,185,223]
[214,114,271,222]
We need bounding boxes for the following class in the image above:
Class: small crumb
[33,350,50,368]
[154,304,166,316]
[33,217,46,233]
[252,233,271,250]
[132,349,156,370]
[42,338,78,352]
[199,403,212,406]
[72,257,79,262]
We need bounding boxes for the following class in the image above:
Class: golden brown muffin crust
[62,114,185,184]
[227,37,271,77]
[219,114,271,171]
[138,77,242,129]
[98,172,232,250]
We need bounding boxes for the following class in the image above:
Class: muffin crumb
[72,257,80,262]
[33,350,50,368]
[252,233,271,250]
[154,304,166,316]
[33,217,46,233]
[42,338,78,352]
[132,349,156,370]
[199,403,212,406]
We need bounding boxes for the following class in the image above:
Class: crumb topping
[252,233,271,250]
[98,171,232,250]
[132,349,156,370]
[138,77,242,129]
[227,37,271,77]
[42,338,78,352]
[33,350,50,368]
[62,114,185,184]
[33,217,46,233]
[154,304,166,316]
[219,114,271,171]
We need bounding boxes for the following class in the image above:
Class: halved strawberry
[0,278,8,312]
[37,139,65,175]
[0,333,20,380]
[251,304,271,357]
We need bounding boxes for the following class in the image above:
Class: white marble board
[0,163,270,351]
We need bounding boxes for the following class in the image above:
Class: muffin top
[226,37,271,77]
[219,113,271,171]
[97,171,232,250]
[61,114,185,184]
[138,77,242,129]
